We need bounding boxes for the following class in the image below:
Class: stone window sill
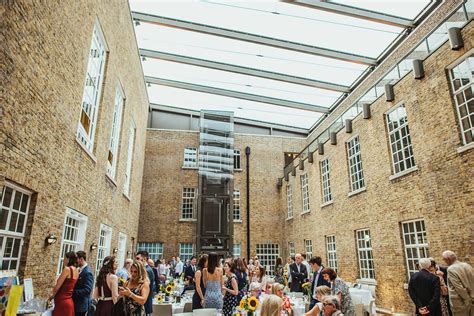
[457,142,474,154]
[348,187,366,197]
[75,138,97,164]
[105,174,118,187]
[182,166,198,170]
[286,216,294,221]
[233,219,243,223]
[179,218,197,222]
[234,169,243,172]
[301,210,311,216]
[123,192,131,201]
[321,201,333,208]
[389,166,419,181]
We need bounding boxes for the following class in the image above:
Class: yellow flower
[239,299,246,310]
[119,277,126,285]
[247,297,259,311]
[302,282,311,288]
[156,295,163,303]
[165,285,173,294]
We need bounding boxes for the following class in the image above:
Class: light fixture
[45,234,57,246]
[90,242,98,251]
[113,248,118,254]
[126,250,131,256]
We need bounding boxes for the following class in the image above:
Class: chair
[175,313,194,316]
[152,303,172,316]
[183,302,193,312]
[193,308,217,315]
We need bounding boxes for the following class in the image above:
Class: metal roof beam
[132,11,377,66]
[284,0,415,28]
[145,76,330,113]
[140,49,351,93]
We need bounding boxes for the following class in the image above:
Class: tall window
[137,242,163,261]
[234,149,241,170]
[57,208,88,275]
[326,235,338,272]
[288,242,296,257]
[233,190,241,221]
[347,136,365,192]
[181,188,197,219]
[300,173,310,213]
[449,54,473,145]
[77,22,108,152]
[183,147,198,168]
[356,229,375,280]
[233,244,241,258]
[117,232,127,267]
[123,120,136,197]
[320,159,332,203]
[96,224,112,276]
[106,84,125,180]
[387,104,415,174]
[1,183,32,271]
[304,239,313,258]
[179,243,194,262]
[402,220,429,278]
[286,184,293,219]
[256,243,279,274]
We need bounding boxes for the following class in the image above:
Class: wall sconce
[45,234,57,246]
[90,242,98,251]
[113,248,118,254]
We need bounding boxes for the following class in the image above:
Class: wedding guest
[184,256,198,289]
[175,256,184,278]
[73,251,93,316]
[118,260,150,315]
[290,254,308,292]
[117,258,133,281]
[222,261,239,316]
[274,257,285,284]
[302,254,311,278]
[193,254,208,310]
[429,259,450,316]
[50,251,79,316]
[249,281,262,298]
[234,257,248,302]
[203,252,223,309]
[252,265,266,285]
[409,258,441,316]
[322,268,355,315]
[248,258,256,281]
[271,282,285,298]
[442,250,473,316]
[93,256,119,316]
[263,277,275,294]
[309,257,331,310]
[305,286,331,316]
[260,294,283,316]
[136,250,155,316]
[322,295,344,316]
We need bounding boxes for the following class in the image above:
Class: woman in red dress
[50,251,79,316]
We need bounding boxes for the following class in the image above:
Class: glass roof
[130,0,437,129]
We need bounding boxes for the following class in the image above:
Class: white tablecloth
[349,288,376,315]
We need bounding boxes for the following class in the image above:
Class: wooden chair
[153,303,172,316]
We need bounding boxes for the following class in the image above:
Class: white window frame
[233,190,241,221]
[179,243,194,262]
[448,52,474,146]
[233,244,241,258]
[57,208,88,275]
[326,235,338,272]
[137,242,164,261]
[181,188,197,220]
[76,20,108,153]
[117,232,127,267]
[356,229,375,280]
[183,147,198,168]
[304,239,313,259]
[347,136,365,192]
[402,219,429,278]
[96,224,112,276]
[286,183,293,219]
[106,83,125,180]
[123,119,136,198]
[386,104,416,175]
[256,243,279,275]
[320,159,332,204]
[233,149,241,170]
[0,183,32,272]
[300,173,310,213]
[288,242,296,257]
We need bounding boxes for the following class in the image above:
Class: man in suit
[442,250,473,316]
[184,256,197,287]
[409,258,441,315]
[289,253,308,292]
[309,256,331,310]
[72,250,93,316]
[136,250,155,316]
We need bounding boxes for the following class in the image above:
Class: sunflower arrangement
[165,284,174,294]
[155,294,163,303]
[301,281,312,296]
[237,295,259,315]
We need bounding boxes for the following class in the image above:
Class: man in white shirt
[175,256,184,278]
[302,254,311,278]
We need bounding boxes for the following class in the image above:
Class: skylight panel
[332,0,432,20]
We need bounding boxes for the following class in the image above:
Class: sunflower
[239,298,246,310]
[160,284,164,292]
[165,285,173,294]
[247,297,259,311]
[155,294,163,303]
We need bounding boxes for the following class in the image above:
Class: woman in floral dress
[322,268,355,316]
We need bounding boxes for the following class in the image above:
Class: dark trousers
[309,298,318,311]
[74,312,86,316]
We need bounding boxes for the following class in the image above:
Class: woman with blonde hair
[260,294,283,316]
[305,285,332,316]
[271,282,285,297]
[118,260,150,315]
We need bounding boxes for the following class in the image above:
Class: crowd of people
[48,249,473,316]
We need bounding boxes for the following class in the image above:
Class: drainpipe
[245,146,251,260]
